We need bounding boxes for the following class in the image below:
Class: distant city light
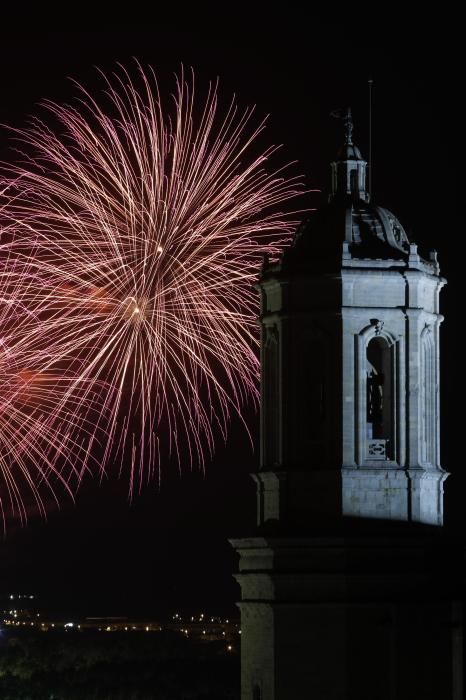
[0,601,240,642]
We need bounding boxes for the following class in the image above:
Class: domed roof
[349,202,410,253]
[277,108,439,274]
[262,110,440,279]
[283,199,411,272]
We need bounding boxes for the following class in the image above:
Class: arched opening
[252,684,261,700]
[366,336,393,458]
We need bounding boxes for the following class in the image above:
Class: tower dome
[283,108,438,276]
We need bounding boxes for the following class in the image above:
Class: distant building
[231,110,463,699]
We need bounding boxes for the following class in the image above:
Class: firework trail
[0,63,304,522]
[0,195,111,530]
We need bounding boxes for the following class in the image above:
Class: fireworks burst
[0,63,304,525]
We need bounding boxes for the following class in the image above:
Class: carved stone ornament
[370,318,384,336]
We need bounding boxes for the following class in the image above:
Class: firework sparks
[0,63,305,523]
[0,245,110,530]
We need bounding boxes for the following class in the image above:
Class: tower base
[230,534,463,700]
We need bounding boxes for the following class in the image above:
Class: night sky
[0,23,459,619]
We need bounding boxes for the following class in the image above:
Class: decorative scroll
[367,439,387,459]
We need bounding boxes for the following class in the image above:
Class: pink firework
[0,63,304,516]
[0,203,110,530]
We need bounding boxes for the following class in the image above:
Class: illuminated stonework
[231,111,457,700]
[255,110,447,528]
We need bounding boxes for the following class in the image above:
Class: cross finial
[330,107,354,145]
[343,107,353,145]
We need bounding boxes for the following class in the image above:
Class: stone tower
[231,110,462,700]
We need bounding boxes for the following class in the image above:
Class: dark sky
[0,23,459,618]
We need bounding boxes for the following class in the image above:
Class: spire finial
[330,107,354,145]
[343,107,353,145]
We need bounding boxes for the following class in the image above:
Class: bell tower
[231,111,462,700]
[255,106,447,529]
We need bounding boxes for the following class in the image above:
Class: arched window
[366,336,393,459]
[253,684,261,700]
